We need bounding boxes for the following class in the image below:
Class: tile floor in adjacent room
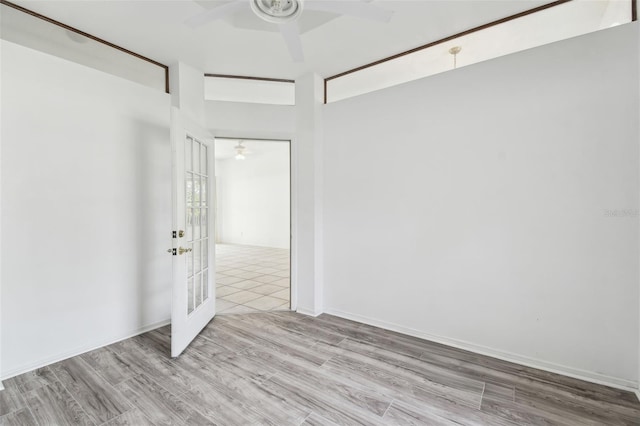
[215,244,290,315]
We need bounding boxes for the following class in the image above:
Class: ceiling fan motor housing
[251,0,304,24]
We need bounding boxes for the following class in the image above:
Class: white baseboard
[324,308,638,393]
[0,319,171,381]
[296,307,323,317]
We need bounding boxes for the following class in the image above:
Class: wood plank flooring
[1,312,639,425]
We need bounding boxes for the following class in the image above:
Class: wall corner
[294,73,324,314]
[169,62,206,127]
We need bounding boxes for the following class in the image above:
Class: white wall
[323,23,640,388]
[205,100,294,140]
[171,62,206,125]
[1,41,172,379]
[295,74,324,316]
[215,142,290,248]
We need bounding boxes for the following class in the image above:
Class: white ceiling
[11,0,553,79]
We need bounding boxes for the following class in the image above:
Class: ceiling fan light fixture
[235,141,247,160]
[251,0,303,24]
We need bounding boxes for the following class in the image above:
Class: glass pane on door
[184,134,210,314]
[201,145,207,180]
[187,243,193,278]
[202,208,208,237]
[195,272,202,307]
[203,270,209,301]
[187,277,194,314]
[185,137,193,171]
[193,141,201,174]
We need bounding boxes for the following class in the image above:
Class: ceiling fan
[234,140,251,160]
[185,0,394,62]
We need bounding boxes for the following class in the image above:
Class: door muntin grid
[185,136,209,315]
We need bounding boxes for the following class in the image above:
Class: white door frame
[213,135,297,311]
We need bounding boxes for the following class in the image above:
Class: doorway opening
[213,138,291,314]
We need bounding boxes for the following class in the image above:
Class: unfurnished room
[1,0,640,425]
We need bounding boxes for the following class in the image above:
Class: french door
[170,107,215,357]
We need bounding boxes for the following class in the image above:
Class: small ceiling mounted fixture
[235,141,247,160]
[449,46,462,69]
[251,0,303,24]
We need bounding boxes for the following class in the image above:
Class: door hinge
[171,248,177,256]
[172,231,177,238]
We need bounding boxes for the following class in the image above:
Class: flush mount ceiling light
[251,0,303,24]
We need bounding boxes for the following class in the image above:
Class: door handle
[167,247,192,255]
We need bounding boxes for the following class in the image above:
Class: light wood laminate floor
[1,312,639,425]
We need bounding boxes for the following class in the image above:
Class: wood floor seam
[94,407,134,426]
[4,405,22,419]
[478,381,487,410]
[5,378,40,426]
[197,328,257,354]
[74,356,137,417]
[380,398,395,419]
[120,371,185,406]
[80,352,136,389]
[257,371,279,385]
[297,411,312,425]
[46,364,98,426]
[315,340,344,368]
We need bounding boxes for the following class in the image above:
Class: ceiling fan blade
[305,0,393,23]
[279,22,304,62]
[185,0,246,28]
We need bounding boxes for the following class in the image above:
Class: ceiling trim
[322,0,575,104]
[0,0,171,94]
[204,73,295,84]
[215,136,292,142]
